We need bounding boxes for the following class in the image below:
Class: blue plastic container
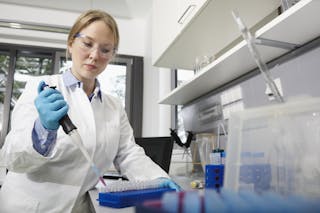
[205,164,224,190]
[98,188,175,208]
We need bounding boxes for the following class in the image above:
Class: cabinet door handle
[178,4,196,24]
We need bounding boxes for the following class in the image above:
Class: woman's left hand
[158,177,182,191]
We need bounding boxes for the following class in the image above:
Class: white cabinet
[151,0,208,65]
[177,0,208,27]
[153,0,281,70]
[158,0,320,105]
[152,0,179,65]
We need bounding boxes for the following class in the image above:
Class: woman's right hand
[34,81,69,130]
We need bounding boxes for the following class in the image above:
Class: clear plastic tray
[224,97,320,198]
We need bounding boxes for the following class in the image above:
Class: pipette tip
[99,176,107,187]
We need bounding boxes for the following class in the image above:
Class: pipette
[231,10,284,103]
[59,115,107,187]
[43,85,107,187]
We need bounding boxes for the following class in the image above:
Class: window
[0,52,10,134]
[14,51,54,103]
[0,46,57,146]
[0,44,143,147]
[98,64,127,106]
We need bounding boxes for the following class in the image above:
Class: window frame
[111,54,143,137]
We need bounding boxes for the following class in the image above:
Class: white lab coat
[0,74,169,213]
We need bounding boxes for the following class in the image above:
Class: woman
[0,9,180,212]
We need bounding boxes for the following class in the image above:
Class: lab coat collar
[62,70,102,102]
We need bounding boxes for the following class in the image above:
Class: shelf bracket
[255,38,300,50]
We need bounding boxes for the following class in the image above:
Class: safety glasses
[74,33,116,59]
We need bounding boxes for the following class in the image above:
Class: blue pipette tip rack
[97,187,175,208]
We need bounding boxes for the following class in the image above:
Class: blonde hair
[67,9,119,58]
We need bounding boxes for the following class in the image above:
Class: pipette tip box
[97,188,175,208]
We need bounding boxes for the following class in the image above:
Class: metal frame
[114,55,143,137]
[0,49,15,147]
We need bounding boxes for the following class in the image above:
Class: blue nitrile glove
[158,177,182,192]
[34,81,69,130]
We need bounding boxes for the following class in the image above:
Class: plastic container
[224,97,320,198]
[98,188,175,208]
[195,133,215,171]
[209,149,225,165]
[205,164,224,190]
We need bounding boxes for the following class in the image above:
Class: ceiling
[0,0,153,19]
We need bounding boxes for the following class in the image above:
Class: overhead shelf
[159,0,320,105]
[154,0,280,70]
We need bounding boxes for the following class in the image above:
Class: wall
[142,11,172,137]
[0,2,172,137]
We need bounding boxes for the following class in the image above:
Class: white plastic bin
[224,97,320,198]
